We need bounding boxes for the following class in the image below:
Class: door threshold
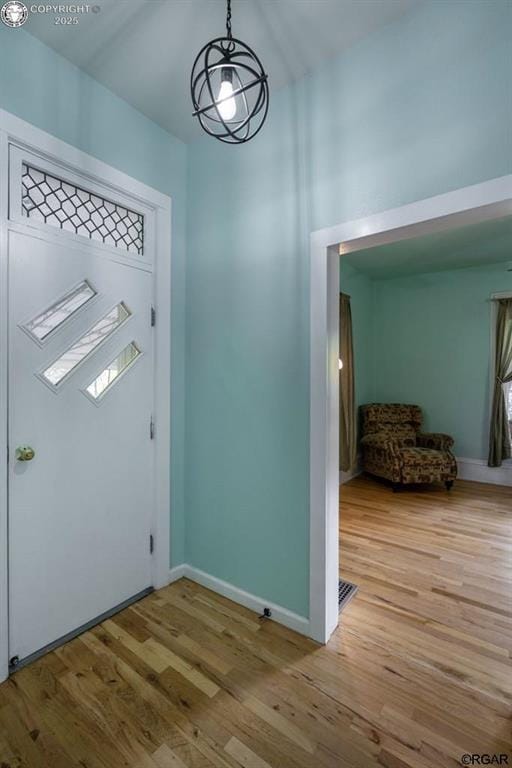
[9,586,153,674]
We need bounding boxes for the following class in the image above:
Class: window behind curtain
[506,381,512,437]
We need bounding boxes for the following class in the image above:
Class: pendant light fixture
[190,0,269,144]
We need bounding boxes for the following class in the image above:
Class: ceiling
[25,0,419,142]
[343,215,512,279]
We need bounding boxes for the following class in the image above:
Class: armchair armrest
[417,432,454,451]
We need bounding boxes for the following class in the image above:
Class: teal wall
[186,0,512,617]
[342,259,512,461]
[372,262,512,460]
[0,26,187,565]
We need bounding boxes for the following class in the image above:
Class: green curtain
[488,298,512,467]
[339,293,357,472]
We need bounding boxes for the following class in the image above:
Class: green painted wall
[0,25,188,565]
[186,0,512,617]
[341,259,512,461]
[372,262,512,460]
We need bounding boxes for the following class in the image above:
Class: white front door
[8,152,155,666]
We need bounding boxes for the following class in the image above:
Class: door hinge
[151,306,156,327]
[150,416,155,440]
[150,534,154,554]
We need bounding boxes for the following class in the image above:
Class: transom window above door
[22,163,144,256]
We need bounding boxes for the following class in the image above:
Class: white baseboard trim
[339,455,362,485]
[167,564,311,639]
[168,564,188,584]
[339,452,363,485]
[339,467,362,485]
[456,456,512,486]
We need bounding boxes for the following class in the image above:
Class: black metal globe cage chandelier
[190,0,269,144]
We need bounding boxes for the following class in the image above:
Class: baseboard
[339,456,362,485]
[456,456,512,487]
[168,564,187,583]
[168,564,311,638]
[339,467,362,484]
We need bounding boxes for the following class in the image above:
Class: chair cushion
[400,446,452,468]
[400,448,453,474]
[398,446,457,484]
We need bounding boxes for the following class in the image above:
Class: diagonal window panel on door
[22,163,144,256]
[85,342,141,403]
[41,303,131,388]
[22,280,97,343]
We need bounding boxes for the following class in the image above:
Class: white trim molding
[169,566,311,638]
[456,457,512,487]
[0,108,172,681]
[339,454,362,485]
[0,129,8,683]
[310,174,512,645]
[168,564,188,584]
[339,468,362,485]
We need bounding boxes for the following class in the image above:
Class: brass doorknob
[16,446,35,462]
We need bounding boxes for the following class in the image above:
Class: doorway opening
[309,174,512,643]
[339,211,512,626]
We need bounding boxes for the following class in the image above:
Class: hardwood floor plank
[102,619,169,674]
[152,743,190,768]
[243,694,315,754]
[224,736,273,768]
[143,639,220,698]
[174,634,233,676]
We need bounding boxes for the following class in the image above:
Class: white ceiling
[344,215,512,279]
[25,0,420,142]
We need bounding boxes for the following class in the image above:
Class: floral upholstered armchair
[360,404,457,490]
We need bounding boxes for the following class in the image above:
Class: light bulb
[217,69,237,121]
[339,358,343,370]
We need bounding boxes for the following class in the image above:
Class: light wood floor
[0,476,511,767]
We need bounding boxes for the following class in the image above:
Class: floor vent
[338,579,358,612]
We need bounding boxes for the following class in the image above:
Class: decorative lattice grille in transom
[21,163,144,255]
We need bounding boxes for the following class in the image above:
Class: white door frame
[309,173,512,643]
[0,108,172,681]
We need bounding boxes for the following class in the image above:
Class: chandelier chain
[226,0,232,39]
